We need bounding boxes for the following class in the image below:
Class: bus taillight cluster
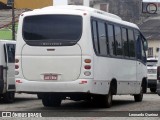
[15,58,20,75]
[84,59,91,76]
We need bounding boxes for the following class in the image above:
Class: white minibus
[15,6,148,108]
[0,40,16,103]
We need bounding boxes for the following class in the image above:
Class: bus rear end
[15,8,94,106]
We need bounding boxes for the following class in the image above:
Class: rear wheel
[37,93,43,99]
[134,86,143,102]
[42,94,62,107]
[102,90,112,108]
[3,92,15,103]
[150,88,156,93]
[92,90,112,108]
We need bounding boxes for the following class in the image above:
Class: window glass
[6,44,15,63]
[115,26,123,56]
[122,28,129,57]
[92,20,100,54]
[141,36,147,63]
[128,29,135,57]
[135,30,142,60]
[108,24,115,56]
[148,47,153,57]
[98,22,108,55]
[135,30,146,62]
[23,15,82,46]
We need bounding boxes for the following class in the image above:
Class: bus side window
[122,28,129,57]
[141,36,147,63]
[128,29,135,58]
[92,20,100,54]
[108,24,115,56]
[114,25,123,56]
[135,30,146,63]
[97,21,108,56]
[135,30,142,60]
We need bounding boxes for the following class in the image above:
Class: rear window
[23,15,82,46]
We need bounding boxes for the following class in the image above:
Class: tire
[42,94,62,107]
[134,86,143,102]
[37,93,42,99]
[102,90,112,108]
[42,94,52,107]
[92,90,112,108]
[150,88,156,93]
[3,92,15,103]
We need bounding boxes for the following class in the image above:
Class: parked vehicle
[157,52,160,95]
[15,6,148,108]
[0,40,16,103]
[147,57,158,93]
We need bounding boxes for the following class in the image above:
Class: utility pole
[12,0,15,40]
[7,0,15,40]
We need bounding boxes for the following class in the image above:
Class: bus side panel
[93,55,137,95]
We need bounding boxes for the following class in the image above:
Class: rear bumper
[15,79,110,95]
[147,79,157,88]
[157,82,160,96]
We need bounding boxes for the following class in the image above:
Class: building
[91,0,142,24]
[0,0,53,9]
[139,16,160,58]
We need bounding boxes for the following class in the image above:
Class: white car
[147,57,158,93]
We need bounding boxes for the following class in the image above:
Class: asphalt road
[0,90,159,120]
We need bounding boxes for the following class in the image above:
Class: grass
[0,29,12,40]
[0,23,18,40]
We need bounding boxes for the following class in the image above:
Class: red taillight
[157,66,160,80]
[84,65,91,70]
[15,65,19,69]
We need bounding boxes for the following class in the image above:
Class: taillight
[157,66,160,81]
[15,59,19,63]
[15,58,20,75]
[0,65,3,80]
[84,59,91,63]
[84,59,92,76]
[15,65,19,69]
[84,65,91,70]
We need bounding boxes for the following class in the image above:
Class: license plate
[44,74,58,80]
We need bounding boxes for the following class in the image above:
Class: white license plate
[44,74,58,80]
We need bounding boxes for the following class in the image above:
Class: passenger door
[4,44,16,91]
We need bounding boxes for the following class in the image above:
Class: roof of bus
[24,5,139,30]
